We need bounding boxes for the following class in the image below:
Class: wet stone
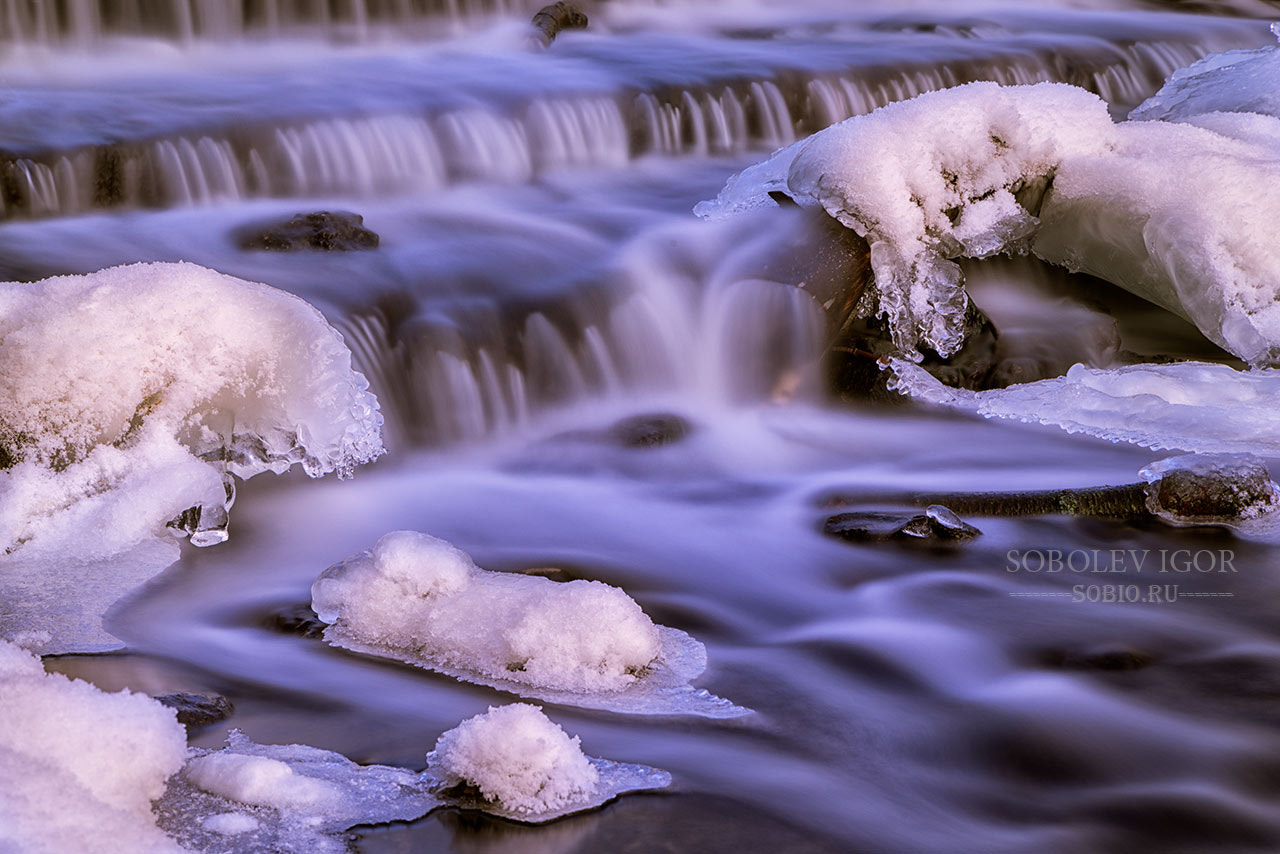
[609,413,692,448]
[531,1,588,46]
[155,692,234,728]
[1149,460,1277,521]
[823,505,981,543]
[236,211,380,252]
[1041,645,1154,672]
[265,602,327,639]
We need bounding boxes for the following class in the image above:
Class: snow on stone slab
[0,638,188,854]
[312,531,748,718]
[427,703,671,822]
[699,66,1280,367]
[0,262,384,653]
[887,358,1280,458]
[697,82,1117,359]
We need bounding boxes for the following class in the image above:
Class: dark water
[26,2,1280,851]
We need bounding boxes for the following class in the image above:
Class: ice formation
[425,703,671,823]
[312,530,747,716]
[888,359,1280,457]
[699,71,1280,366]
[159,732,438,854]
[162,716,668,847]
[697,82,1117,358]
[1130,26,1280,124]
[428,703,599,816]
[0,638,188,854]
[0,641,669,853]
[0,262,383,652]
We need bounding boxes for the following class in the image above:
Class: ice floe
[313,531,748,717]
[0,640,669,853]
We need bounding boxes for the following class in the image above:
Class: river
[15,1,1280,851]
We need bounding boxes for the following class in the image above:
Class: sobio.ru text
[1006,549,1236,574]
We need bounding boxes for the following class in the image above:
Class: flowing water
[20,1,1280,851]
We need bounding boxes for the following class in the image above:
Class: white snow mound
[312,531,749,717]
[428,703,599,815]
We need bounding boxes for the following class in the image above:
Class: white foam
[312,531,748,717]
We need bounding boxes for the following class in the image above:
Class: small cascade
[0,96,628,220]
[800,39,1214,131]
[338,219,832,447]
[0,37,1233,222]
[0,0,540,45]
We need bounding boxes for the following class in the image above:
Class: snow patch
[0,262,383,652]
[0,638,188,853]
[428,703,599,816]
[313,531,748,717]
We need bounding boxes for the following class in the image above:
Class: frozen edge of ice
[157,735,671,852]
[321,624,752,719]
[886,358,1197,453]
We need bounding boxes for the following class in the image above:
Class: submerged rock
[609,413,692,448]
[1041,645,1154,672]
[1142,454,1279,525]
[155,693,235,728]
[824,505,981,543]
[264,603,327,639]
[236,211,379,252]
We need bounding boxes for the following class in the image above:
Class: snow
[700,68,1280,366]
[160,731,436,854]
[184,754,342,812]
[0,638,188,854]
[200,813,260,835]
[0,262,384,653]
[697,82,1116,359]
[888,359,1280,457]
[1033,117,1280,365]
[313,531,748,716]
[160,722,670,848]
[428,703,599,816]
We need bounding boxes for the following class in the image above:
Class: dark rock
[236,211,379,252]
[531,1,587,46]
[1148,458,1277,522]
[265,602,327,639]
[824,505,981,543]
[609,413,692,448]
[830,295,1000,399]
[155,692,234,728]
[1041,645,1154,671]
[519,566,577,582]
